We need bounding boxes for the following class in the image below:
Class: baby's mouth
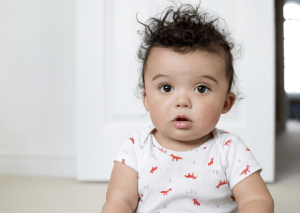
[176,118,188,121]
[173,115,191,122]
[173,115,192,129]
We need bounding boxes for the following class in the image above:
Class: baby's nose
[176,102,189,108]
[175,96,192,108]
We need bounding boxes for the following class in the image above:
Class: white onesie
[114,125,262,213]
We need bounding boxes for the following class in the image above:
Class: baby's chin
[170,131,209,143]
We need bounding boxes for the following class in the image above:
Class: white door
[76,0,275,182]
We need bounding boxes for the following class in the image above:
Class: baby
[102,3,274,213]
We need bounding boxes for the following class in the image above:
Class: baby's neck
[152,129,212,152]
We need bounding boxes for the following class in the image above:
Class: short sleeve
[114,135,140,172]
[220,133,263,190]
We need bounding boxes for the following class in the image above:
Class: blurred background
[0,0,299,212]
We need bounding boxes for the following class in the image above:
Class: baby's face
[142,47,235,143]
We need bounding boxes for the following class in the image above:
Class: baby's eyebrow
[198,75,219,85]
[152,74,169,81]
[151,74,218,85]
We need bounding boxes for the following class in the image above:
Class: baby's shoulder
[215,128,245,148]
[128,124,155,146]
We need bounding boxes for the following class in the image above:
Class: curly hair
[134,2,243,103]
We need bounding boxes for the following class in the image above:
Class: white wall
[0,0,76,177]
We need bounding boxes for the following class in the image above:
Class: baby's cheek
[148,99,169,124]
[203,105,221,125]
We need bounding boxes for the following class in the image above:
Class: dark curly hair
[134,2,243,103]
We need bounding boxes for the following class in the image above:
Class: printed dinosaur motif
[129,137,134,144]
[150,167,158,173]
[184,172,197,179]
[170,154,183,161]
[193,199,201,206]
[240,165,250,176]
[216,180,228,188]
[158,147,167,153]
[208,158,214,166]
[225,140,232,146]
[160,188,172,196]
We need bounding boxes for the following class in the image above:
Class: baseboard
[0,151,76,178]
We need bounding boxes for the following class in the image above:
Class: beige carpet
[0,174,299,213]
[0,174,107,213]
[0,120,300,213]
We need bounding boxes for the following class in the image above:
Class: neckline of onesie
[149,125,217,156]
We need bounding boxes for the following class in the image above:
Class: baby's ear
[222,92,236,114]
[142,90,149,111]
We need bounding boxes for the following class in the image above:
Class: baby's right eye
[159,84,174,93]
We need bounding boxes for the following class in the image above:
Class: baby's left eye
[195,85,210,94]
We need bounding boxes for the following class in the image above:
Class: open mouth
[173,115,191,122]
[176,117,189,121]
[173,115,191,129]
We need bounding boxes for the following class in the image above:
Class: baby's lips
[173,120,191,129]
[173,115,191,121]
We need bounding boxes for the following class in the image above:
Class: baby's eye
[195,85,210,94]
[159,84,174,93]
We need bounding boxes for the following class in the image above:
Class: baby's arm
[101,161,139,213]
[232,170,274,213]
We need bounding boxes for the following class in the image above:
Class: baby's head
[135,3,241,143]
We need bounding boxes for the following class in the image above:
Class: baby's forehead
[147,47,227,64]
[145,47,228,75]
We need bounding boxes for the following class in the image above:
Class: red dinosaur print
[141,194,143,202]
[129,137,134,144]
[150,167,158,173]
[184,172,197,179]
[158,147,167,153]
[221,132,229,134]
[203,147,206,149]
[153,144,156,147]
[240,165,250,176]
[170,154,183,161]
[246,147,250,151]
[216,180,228,188]
[231,195,236,201]
[160,188,172,195]
[208,157,214,166]
[122,159,125,164]
[225,140,232,146]
[193,199,201,206]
